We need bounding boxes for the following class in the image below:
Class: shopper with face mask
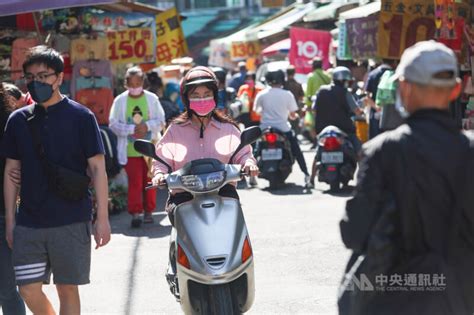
[151,66,259,226]
[109,67,166,228]
[340,41,474,315]
[1,45,110,315]
[236,71,263,129]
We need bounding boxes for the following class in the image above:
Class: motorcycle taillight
[265,133,278,145]
[323,137,341,151]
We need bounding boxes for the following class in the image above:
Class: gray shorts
[12,221,91,286]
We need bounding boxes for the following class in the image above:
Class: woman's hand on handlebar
[243,164,259,177]
[152,173,167,186]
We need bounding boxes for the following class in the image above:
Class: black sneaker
[130,214,142,228]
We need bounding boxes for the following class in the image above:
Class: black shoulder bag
[27,110,91,202]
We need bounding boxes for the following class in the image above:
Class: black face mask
[27,81,54,104]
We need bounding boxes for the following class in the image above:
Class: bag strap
[26,107,50,172]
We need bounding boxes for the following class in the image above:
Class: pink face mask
[128,87,143,96]
[189,97,216,116]
[245,80,255,88]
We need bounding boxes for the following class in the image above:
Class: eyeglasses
[22,72,57,83]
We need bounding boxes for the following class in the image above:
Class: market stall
[0,1,189,214]
[336,0,473,130]
[0,2,188,105]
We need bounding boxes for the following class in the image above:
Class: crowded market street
[37,143,351,315]
[2,1,473,314]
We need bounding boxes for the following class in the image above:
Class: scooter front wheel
[209,284,235,315]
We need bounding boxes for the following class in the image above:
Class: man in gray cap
[338,41,474,314]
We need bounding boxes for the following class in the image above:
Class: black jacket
[314,84,356,135]
[340,109,474,314]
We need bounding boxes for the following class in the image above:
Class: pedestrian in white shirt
[109,67,165,227]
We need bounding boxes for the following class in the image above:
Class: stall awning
[303,1,359,22]
[262,38,291,56]
[0,0,175,18]
[97,1,170,15]
[0,0,118,17]
[339,1,381,20]
[247,3,315,40]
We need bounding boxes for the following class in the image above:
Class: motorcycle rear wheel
[330,182,340,191]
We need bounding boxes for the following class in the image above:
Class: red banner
[289,27,331,74]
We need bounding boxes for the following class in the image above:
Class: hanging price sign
[155,8,189,66]
[107,28,155,64]
[377,0,470,59]
[230,41,261,61]
[289,27,331,73]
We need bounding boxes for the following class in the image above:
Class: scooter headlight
[181,175,205,191]
[181,171,226,192]
[205,171,226,191]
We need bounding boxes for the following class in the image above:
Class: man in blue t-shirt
[1,46,110,314]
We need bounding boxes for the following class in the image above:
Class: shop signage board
[107,28,156,64]
[378,0,470,58]
[337,20,352,60]
[346,15,378,60]
[289,27,331,73]
[155,7,189,66]
[40,9,156,34]
[230,41,261,61]
[86,12,156,32]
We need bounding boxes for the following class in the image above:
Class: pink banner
[289,27,331,74]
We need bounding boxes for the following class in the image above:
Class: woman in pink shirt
[152,66,259,225]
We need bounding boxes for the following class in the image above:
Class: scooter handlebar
[146,174,169,190]
[145,183,167,190]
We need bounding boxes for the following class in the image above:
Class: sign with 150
[107,28,156,64]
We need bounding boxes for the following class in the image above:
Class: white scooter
[134,126,261,315]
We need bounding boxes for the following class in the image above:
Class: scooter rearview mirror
[240,126,262,146]
[134,139,173,173]
[229,126,262,163]
[134,140,158,160]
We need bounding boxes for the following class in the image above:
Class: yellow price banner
[107,28,155,64]
[230,41,261,61]
[155,8,189,66]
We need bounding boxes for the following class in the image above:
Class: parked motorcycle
[254,127,294,189]
[316,126,357,191]
[134,126,261,315]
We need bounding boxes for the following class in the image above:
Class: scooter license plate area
[261,148,283,161]
[321,152,343,164]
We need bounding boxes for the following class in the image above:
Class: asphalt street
[31,143,353,315]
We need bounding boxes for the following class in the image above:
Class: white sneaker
[249,176,258,187]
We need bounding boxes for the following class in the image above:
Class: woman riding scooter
[151,66,259,224]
